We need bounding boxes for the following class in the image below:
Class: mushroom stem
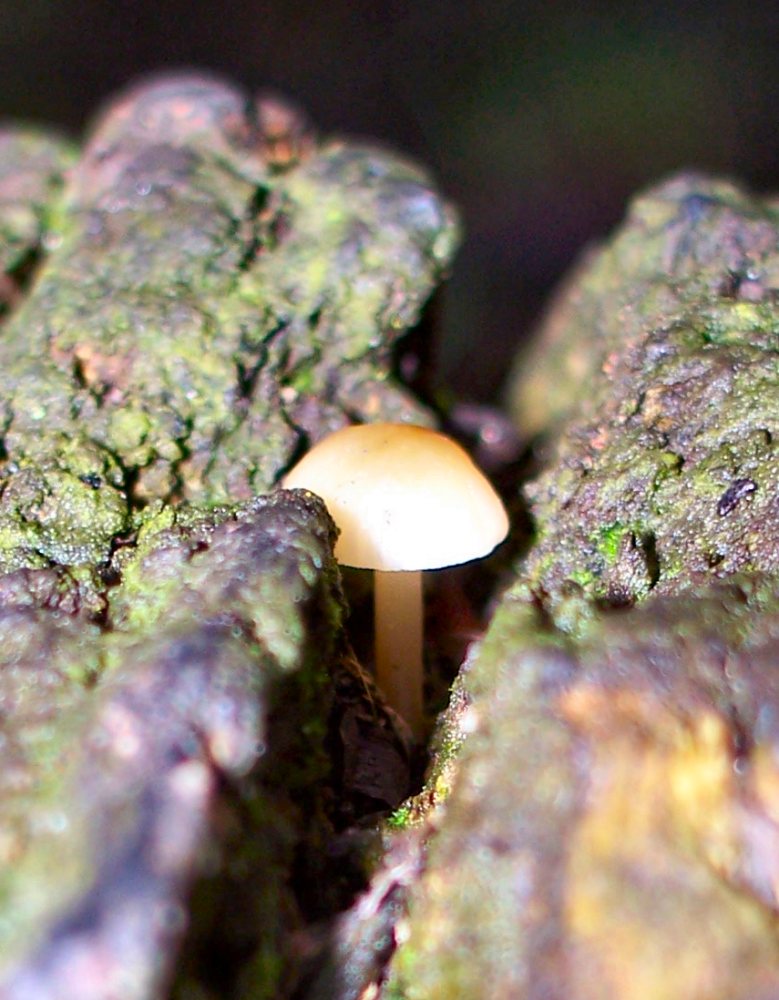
[374,569,424,738]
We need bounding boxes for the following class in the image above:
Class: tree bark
[379,174,779,1000]
[0,72,457,998]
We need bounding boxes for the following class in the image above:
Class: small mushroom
[283,423,509,737]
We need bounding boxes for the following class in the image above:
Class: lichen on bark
[373,174,779,1000]
[387,578,779,1000]
[0,71,457,998]
[0,126,75,288]
[508,173,779,616]
[0,72,458,528]
[1,490,346,999]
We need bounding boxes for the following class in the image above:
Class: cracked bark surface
[311,174,779,1000]
[0,72,457,998]
[509,174,779,613]
[0,71,458,567]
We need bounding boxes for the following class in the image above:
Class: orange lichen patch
[601,349,621,377]
[48,338,131,399]
[561,683,740,857]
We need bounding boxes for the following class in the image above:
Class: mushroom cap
[283,423,509,570]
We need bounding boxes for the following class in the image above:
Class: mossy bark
[372,175,779,1000]
[0,73,457,998]
[509,173,779,613]
[387,579,779,1000]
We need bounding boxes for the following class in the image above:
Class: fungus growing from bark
[283,423,509,737]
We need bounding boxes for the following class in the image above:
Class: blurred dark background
[2,0,778,405]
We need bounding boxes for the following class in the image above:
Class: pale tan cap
[283,423,509,571]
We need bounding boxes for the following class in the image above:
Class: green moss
[386,803,414,831]
[0,79,459,996]
[0,436,129,572]
[287,364,317,395]
[568,565,597,589]
[596,521,628,564]
[106,407,152,453]
[508,174,779,616]
[0,128,76,275]
[383,980,408,1000]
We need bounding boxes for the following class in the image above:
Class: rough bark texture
[362,174,779,1000]
[0,72,457,998]
[508,173,779,612]
[2,492,344,1000]
[0,71,458,569]
[0,127,75,298]
[9,76,778,1000]
[386,578,779,1000]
